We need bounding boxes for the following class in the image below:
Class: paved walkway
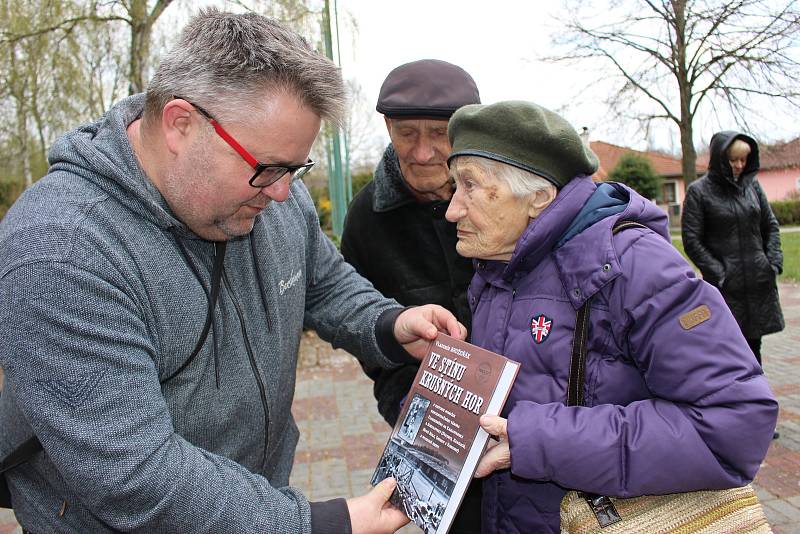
[670,225,800,240]
[3,283,800,533]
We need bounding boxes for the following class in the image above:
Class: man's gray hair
[144,8,345,128]
[450,156,556,198]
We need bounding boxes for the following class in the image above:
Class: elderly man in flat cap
[340,59,482,533]
[444,101,778,533]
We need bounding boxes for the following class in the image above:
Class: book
[371,332,521,534]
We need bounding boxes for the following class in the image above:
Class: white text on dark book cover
[371,332,520,534]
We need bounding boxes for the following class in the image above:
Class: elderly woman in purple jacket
[443,101,778,533]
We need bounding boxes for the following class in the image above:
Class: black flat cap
[376,59,480,119]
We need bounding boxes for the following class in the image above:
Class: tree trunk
[671,0,698,185]
[7,36,33,189]
[679,116,698,184]
[127,0,173,95]
[30,91,48,170]
[17,100,33,189]
[127,0,148,95]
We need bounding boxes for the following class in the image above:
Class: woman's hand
[474,415,511,477]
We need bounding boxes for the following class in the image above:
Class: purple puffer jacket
[471,177,778,534]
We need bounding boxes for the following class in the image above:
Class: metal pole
[322,0,347,237]
[333,0,353,203]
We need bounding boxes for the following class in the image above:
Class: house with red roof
[583,131,800,226]
[584,135,703,226]
[758,137,800,201]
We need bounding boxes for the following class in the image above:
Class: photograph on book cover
[371,333,519,534]
[398,394,430,444]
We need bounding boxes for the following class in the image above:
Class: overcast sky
[335,0,607,153]
[331,0,798,157]
[175,0,798,161]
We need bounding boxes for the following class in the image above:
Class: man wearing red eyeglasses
[0,9,465,534]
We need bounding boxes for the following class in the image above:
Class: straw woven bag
[560,485,772,533]
[560,221,772,534]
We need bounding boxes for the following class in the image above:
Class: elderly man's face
[159,92,321,241]
[386,117,452,202]
[445,160,534,261]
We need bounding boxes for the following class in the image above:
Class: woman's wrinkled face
[445,160,534,261]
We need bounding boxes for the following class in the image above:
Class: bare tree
[0,0,324,200]
[121,0,175,94]
[0,0,176,192]
[0,0,90,188]
[1,1,175,97]
[342,79,385,170]
[551,0,800,183]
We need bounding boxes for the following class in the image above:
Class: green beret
[447,100,599,189]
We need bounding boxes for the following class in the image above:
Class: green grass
[779,232,800,282]
[670,232,800,283]
[670,236,689,263]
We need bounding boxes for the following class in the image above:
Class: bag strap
[567,220,646,526]
[0,435,42,509]
[0,436,42,475]
[567,220,645,407]
[566,299,591,407]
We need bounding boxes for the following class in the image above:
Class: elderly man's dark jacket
[681,131,784,339]
[341,145,473,425]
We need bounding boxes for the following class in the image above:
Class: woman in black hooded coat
[682,131,784,367]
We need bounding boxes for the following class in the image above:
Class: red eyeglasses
[174,96,315,188]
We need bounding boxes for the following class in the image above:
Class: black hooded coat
[681,131,784,339]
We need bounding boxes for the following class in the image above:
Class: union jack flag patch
[530,314,553,344]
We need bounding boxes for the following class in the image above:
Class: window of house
[662,181,677,203]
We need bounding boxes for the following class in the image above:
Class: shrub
[608,153,662,200]
[770,200,800,225]
[307,185,332,233]
[0,177,24,220]
[350,171,373,197]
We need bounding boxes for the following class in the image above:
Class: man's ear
[162,99,196,156]
[384,116,393,136]
[527,186,557,219]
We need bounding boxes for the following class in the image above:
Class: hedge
[770,200,800,226]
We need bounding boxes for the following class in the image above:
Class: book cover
[371,332,520,533]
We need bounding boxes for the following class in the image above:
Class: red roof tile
[589,140,704,181]
[760,137,800,170]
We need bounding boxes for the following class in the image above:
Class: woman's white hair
[450,155,556,197]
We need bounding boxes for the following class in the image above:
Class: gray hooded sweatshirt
[0,94,403,532]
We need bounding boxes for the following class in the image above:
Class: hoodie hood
[47,93,187,234]
[482,177,669,308]
[707,130,760,189]
[503,178,668,275]
[555,182,628,248]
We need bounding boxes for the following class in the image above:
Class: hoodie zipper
[222,269,270,467]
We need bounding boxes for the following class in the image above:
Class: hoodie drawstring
[249,233,273,332]
[162,232,227,388]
